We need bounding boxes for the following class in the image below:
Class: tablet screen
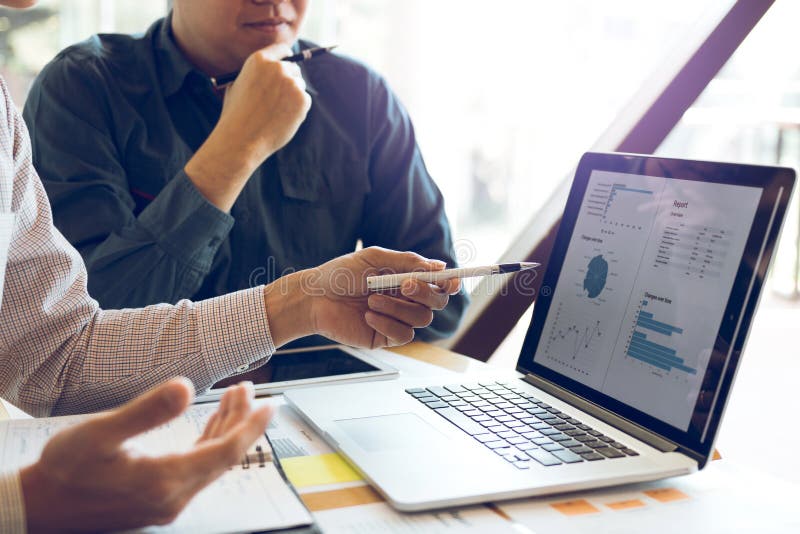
[212,347,381,389]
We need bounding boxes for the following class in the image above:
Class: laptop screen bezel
[515,152,794,463]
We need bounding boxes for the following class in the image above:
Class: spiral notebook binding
[240,442,274,469]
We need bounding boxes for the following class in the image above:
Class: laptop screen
[518,153,794,459]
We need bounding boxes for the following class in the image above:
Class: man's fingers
[363,247,446,274]
[176,406,273,483]
[399,279,450,310]
[91,378,194,450]
[367,293,433,328]
[437,278,461,295]
[217,383,254,435]
[364,311,415,346]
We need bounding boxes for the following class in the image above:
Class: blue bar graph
[636,310,683,336]
[603,183,653,218]
[626,330,696,375]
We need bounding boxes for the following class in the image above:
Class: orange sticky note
[644,488,689,503]
[550,499,601,516]
[606,499,646,511]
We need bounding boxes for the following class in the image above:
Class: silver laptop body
[286,153,795,511]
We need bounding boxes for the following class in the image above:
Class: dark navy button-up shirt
[23,15,466,340]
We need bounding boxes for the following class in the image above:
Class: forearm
[45,288,275,415]
[83,172,234,308]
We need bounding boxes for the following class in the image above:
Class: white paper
[498,462,800,534]
[0,404,313,534]
[315,502,520,534]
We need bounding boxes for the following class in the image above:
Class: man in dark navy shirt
[23,0,466,340]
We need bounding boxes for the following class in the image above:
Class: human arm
[22,43,309,309]
[361,73,467,340]
[18,378,272,533]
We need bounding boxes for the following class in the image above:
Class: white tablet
[195,344,398,403]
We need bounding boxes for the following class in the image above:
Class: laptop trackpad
[336,413,445,452]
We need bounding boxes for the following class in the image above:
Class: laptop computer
[285,152,795,511]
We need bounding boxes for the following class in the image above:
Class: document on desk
[497,461,800,534]
[0,404,313,534]
[264,396,522,532]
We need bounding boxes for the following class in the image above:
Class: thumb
[92,377,194,451]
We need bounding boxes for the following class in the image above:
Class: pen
[210,45,338,89]
[366,262,541,291]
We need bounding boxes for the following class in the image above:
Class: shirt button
[235,364,249,373]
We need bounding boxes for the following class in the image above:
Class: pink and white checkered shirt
[0,78,275,532]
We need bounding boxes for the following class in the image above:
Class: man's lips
[244,18,292,30]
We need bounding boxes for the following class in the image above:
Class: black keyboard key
[535,413,558,421]
[435,407,489,435]
[610,441,627,449]
[580,452,605,461]
[565,429,586,437]
[525,407,548,415]
[539,428,561,436]
[561,439,583,448]
[598,435,614,442]
[622,448,639,456]
[529,422,550,430]
[586,441,606,449]
[595,447,625,458]
[588,430,604,437]
[545,406,561,414]
[564,418,582,425]
[549,433,571,442]
[571,445,594,454]
[527,450,562,466]
[575,435,599,443]
[553,423,573,431]
[405,388,426,394]
[517,402,537,410]
[552,449,583,463]
[577,424,592,431]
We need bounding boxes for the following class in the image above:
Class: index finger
[90,378,194,451]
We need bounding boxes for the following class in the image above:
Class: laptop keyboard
[406,381,639,469]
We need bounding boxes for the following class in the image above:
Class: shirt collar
[154,14,319,98]
[153,13,197,97]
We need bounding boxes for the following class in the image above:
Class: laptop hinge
[523,374,678,453]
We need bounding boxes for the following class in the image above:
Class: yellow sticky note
[280,453,363,488]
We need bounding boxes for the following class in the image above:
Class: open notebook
[0,402,313,533]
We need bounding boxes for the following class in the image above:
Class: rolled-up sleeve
[23,53,233,309]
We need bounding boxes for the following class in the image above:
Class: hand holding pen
[211,45,337,89]
[184,43,312,212]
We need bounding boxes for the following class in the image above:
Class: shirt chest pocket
[276,152,371,205]
[274,151,371,265]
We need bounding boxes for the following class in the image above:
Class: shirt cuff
[137,170,234,269]
[195,287,275,383]
[0,471,27,534]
